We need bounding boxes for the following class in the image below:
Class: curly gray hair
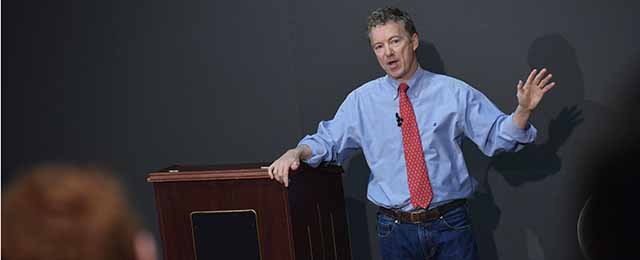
[367,7,417,38]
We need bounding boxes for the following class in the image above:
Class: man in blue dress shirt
[268,7,555,260]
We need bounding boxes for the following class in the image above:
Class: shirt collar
[384,66,428,100]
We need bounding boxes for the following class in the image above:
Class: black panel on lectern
[191,210,261,260]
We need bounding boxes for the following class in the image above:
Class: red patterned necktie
[399,82,433,209]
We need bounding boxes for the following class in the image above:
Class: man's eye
[391,39,400,44]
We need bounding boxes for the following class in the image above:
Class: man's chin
[385,69,403,79]
[389,72,404,81]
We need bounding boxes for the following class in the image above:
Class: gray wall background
[3,0,639,259]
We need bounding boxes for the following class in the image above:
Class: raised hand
[517,68,556,111]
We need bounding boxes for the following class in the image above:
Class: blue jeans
[377,204,478,260]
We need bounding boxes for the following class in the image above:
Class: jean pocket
[376,213,396,238]
[439,206,471,231]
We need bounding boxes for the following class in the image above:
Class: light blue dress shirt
[299,67,537,211]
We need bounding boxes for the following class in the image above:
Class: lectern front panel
[191,210,261,260]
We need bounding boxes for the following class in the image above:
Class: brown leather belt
[379,199,467,224]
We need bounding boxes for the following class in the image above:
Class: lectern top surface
[159,163,270,173]
[147,163,271,183]
[146,163,343,183]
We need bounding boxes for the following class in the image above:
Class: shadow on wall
[478,35,640,260]
[342,151,376,260]
[468,33,629,260]
[417,40,447,75]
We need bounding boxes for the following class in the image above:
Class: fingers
[539,73,553,88]
[278,163,287,184]
[283,161,300,187]
[525,68,556,91]
[268,161,282,183]
[516,80,523,89]
[533,68,547,85]
[542,82,556,93]
[269,149,303,187]
[283,169,289,187]
[268,160,293,187]
[282,163,290,187]
[268,164,274,179]
[526,69,537,85]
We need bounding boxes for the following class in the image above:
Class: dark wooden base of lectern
[148,163,351,260]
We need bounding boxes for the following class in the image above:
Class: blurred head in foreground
[2,164,157,260]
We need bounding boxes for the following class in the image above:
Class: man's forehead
[370,21,410,42]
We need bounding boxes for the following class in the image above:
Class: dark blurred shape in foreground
[2,163,157,260]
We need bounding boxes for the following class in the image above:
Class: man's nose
[384,45,394,57]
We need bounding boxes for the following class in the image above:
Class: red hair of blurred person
[2,163,156,260]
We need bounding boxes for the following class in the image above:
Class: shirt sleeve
[298,92,362,167]
[461,84,537,156]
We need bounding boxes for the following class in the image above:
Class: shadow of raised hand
[489,105,583,186]
[546,105,584,152]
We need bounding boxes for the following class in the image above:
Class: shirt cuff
[298,139,326,168]
[500,114,537,144]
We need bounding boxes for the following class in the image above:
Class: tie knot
[399,83,409,93]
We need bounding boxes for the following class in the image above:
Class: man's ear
[411,33,419,51]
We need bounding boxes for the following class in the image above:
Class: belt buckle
[408,209,426,223]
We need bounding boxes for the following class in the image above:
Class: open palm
[517,68,556,110]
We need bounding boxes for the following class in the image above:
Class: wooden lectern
[147,163,352,260]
